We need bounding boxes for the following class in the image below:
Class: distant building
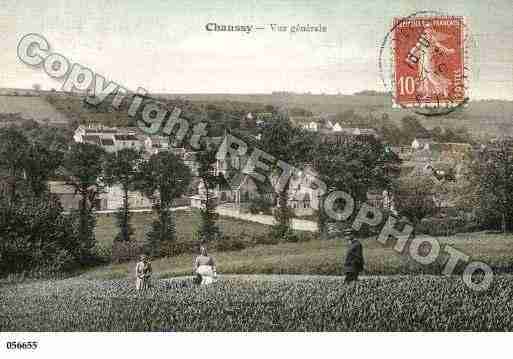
[332,122,343,132]
[144,135,170,154]
[302,121,319,131]
[49,181,152,211]
[48,181,82,210]
[191,173,274,210]
[286,165,323,216]
[320,127,378,144]
[73,125,144,152]
[411,137,435,150]
[255,112,273,122]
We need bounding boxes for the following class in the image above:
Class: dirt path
[216,205,318,232]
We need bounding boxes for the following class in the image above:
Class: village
[45,112,478,227]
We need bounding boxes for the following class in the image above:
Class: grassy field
[2,275,512,331]
[95,210,273,249]
[84,231,513,280]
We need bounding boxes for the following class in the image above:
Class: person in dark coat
[343,228,364,283]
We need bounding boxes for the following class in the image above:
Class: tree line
[0,123,199,276]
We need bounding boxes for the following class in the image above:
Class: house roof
[114,134,138,141]
[412,148,433,160]
[49,181,76,195]
[83,135,101,145]
[254,176,274,194]
[101,138,115,146]
[183,152,196,161]
[439,142,472,153]
[225,173,274,193]
[226,173,247,190]
[356,128,377,136]
[413,138,435,146]
[331,127,377,135]
[148,136,169,147]
[217,175,233,191]
[290,191,311,202]
[84,127,118,134]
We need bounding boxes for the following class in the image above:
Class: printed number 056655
[6,341,38,350]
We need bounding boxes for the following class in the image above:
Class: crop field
[1,275,513,331]
[84,231,513,280]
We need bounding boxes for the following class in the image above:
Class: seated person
[193,245,217,285]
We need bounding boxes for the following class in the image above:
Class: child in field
[193,246,217,285]
[135,254,152,291]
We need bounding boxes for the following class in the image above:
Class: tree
[478,141,513,232]
[313,136,392,237]
[24,140,66,198]
[0,125,81,275]
[104,148,143,242]
[392,175,437,235]
[136,151,191,256]
[0,127,30,206]
[62,143,106,262]
[0,193,79,275]
[380,122,403,146]
[195,145,222,243]
[401,116,430,144]
[259,114,313,238]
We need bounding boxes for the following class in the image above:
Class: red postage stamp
[392,16,467,108]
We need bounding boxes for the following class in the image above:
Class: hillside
[0,95,71,127]
[160,93,513,138]
[0,91,512,138]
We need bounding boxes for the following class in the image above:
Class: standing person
[343,228,364,284]
[135,254,152,291]
[193,245,217,285]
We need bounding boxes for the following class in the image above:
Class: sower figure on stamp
[135,254,152,291]
[343,228,364,284]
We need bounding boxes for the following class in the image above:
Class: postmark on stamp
[379,12,471,116]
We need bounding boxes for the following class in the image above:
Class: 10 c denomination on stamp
[392,16,467,109]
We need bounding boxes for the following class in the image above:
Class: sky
[1,0,512,99]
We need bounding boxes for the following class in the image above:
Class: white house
[332,122,343,132]
[286,165,323,216]
[144,135,170,154]
[49,182,153,211]
[331,125,378,138]
[411,138,435,150]
[303,121,319,131]
[101,184,153,210]
[74,125,144,152]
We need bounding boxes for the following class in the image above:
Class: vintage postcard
[1,0,512,357]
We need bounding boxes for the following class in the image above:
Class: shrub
[296,232,317,242]
[254,234,279,246]
[215,235,247,252]
[417,217,466,236]
[0,195,82,276]
[144,207,177,257]
[248,197,273,215]
[283,231,300,242]
[111,240,142,263]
